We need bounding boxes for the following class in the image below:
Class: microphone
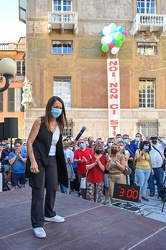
[74,126,87,141]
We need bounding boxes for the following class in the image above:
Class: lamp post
[0,58,16,92]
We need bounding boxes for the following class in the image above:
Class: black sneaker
[142,196,149,202]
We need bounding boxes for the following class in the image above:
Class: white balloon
[101,36,108,45]
[111,47,120,54]
[105,34,114,44]
[102,26,111,36]
[109,23,117,33]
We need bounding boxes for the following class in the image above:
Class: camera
[151,137,158,140]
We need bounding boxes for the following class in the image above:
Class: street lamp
[0,58,16,92]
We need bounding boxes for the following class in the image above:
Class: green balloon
[116,33,122,40]
[115,40,122,48]
[101,44,109,52]
[121,34,126,42]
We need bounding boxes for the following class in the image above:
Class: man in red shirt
[74,138,93,198]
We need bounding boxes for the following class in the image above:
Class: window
[0,92,3,112]
[53,0,72,12]
[52,41,73,54]
[139,79,155,108]
[137,120,158,137]
[137,0,156,14]
[137,43,157,55]
[63,119,73,137]
[53,77,71,108]
[16,60,25,81]
[8,88,23,112]
[19,0,26,23]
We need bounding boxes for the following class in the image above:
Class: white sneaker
[33,227,46,238]
[44,215,65,223]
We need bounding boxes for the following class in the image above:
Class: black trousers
[31,157,58,228]
[70,167,80,191]
[78,173,86,199]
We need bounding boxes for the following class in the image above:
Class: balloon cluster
[101,23,128,55]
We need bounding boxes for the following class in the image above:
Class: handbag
[123,166,132,175]
[70,166,76,181]
[6,169,11,182]
[80,177,86,189]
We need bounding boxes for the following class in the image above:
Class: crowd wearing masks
[63,133,166,205]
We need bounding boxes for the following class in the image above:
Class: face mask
[144,146,149,152]
[152,139,157,144]
[79,143,85,149]
[123,139,129,144]
[120,146,124,150]
[95,149,102,155]
[86,141,89,146]
[135,137,140,142]
[116,138,122,142]
[51,108,62,118]
[111,149,118,154]
[108,142,113,147]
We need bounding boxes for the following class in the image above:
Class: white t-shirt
[49,126,60,156]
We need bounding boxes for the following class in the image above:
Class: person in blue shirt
[8,141,27,190]
[123,134,138,185]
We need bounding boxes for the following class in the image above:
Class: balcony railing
[0,75,25,82]
[48,12,78,34]
[0,43,26,51]
[130,14,166,36]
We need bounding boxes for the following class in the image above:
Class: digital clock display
[113,183,140,202]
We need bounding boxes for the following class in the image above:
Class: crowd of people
[59,132,166,205]
[0,133,166,203]
[0,139,27,191]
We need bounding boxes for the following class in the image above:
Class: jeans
[58,182,67,194]
[135,168,151,197]
[128,161,135,185]
[148,167,164,195]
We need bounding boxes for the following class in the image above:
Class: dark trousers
[78,173,86,199]
[70,167,80,191]
[128,161,135,185]
[31,157,58,228]
[148,167,164,195]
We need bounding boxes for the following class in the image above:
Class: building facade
[0,37,26,138]
[23,0,166,139]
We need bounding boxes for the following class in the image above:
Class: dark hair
[116,134,122,137]
[15,138,23,145]
[14,141,22,146]
[136,133,142,138]
[44,96,68,133]
[140,140,151,151]
[123,134,129,138]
